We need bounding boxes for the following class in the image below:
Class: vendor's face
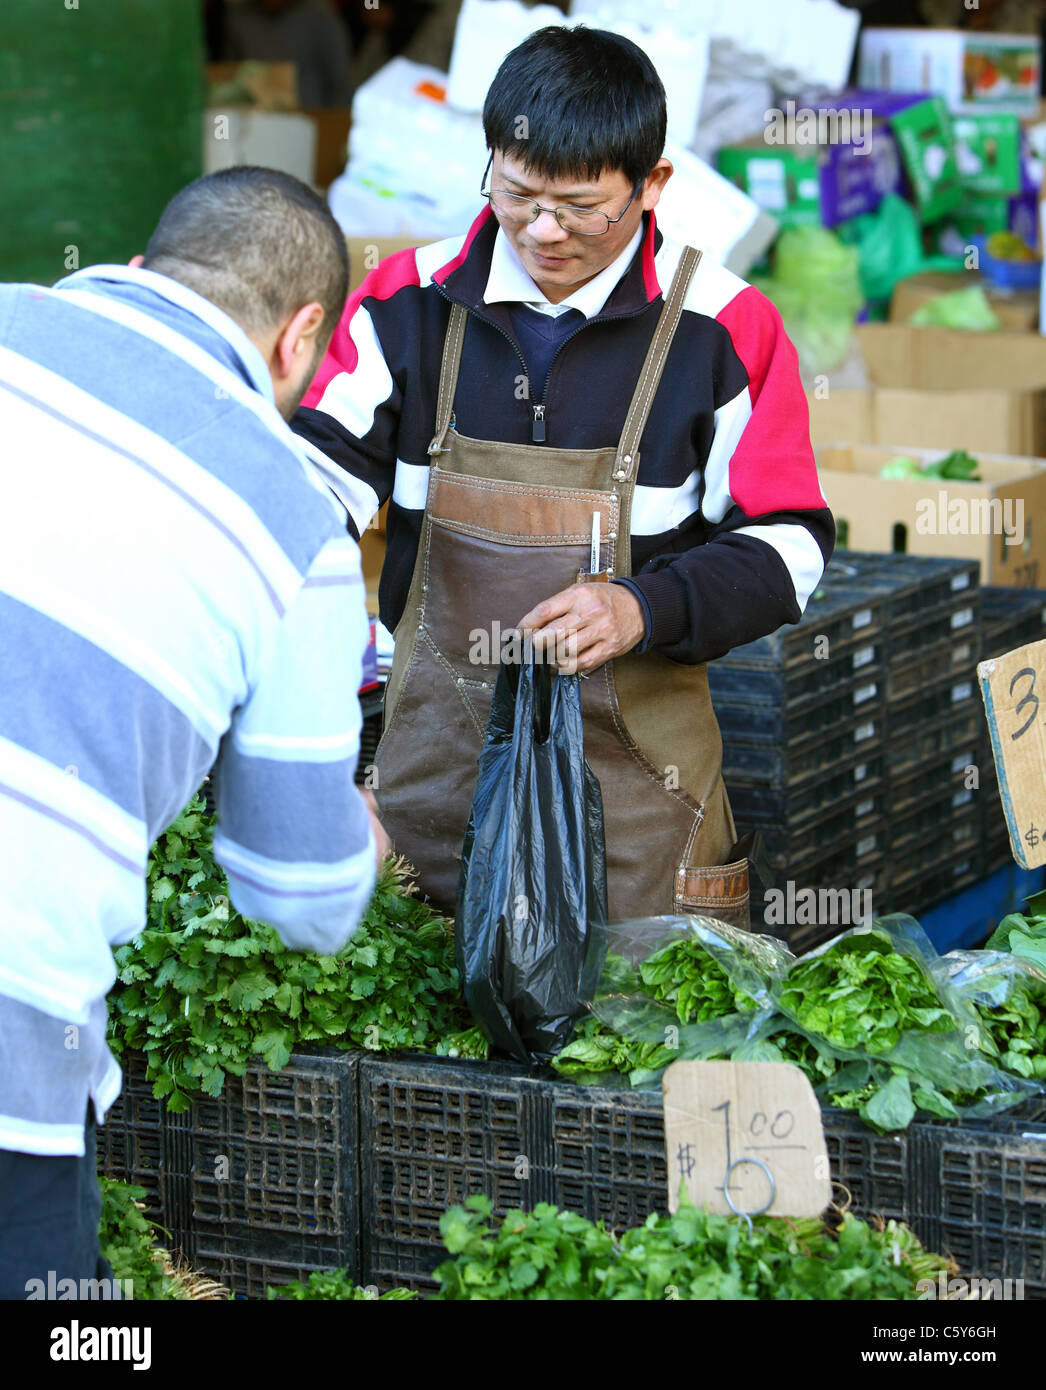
[490,150,671,304]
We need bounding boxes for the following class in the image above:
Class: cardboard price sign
[978,639,1046,869]
[662,1061,831,1219]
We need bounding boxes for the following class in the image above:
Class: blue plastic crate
[919,862,1046,954]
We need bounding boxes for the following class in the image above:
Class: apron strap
[427,302,469,457]
[612,245,702,485]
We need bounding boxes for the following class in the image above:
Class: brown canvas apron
[374,247,748,926]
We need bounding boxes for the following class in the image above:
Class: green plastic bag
[750,226,863,375]
[909,286,1001,331]
[837,193,961,305]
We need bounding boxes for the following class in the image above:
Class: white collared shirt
[483,222,644,320]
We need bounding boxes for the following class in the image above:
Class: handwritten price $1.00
[661,1061,831,1220]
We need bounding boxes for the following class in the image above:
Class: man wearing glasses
[293,25,834,926]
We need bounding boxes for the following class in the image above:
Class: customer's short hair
[482,25,666,188]
[143,166,348,340]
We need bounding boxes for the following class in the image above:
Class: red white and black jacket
[293,206,835,665]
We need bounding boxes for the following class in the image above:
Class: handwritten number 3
[1010,667,1039,741]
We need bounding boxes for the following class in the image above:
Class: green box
[952,113,1022,196]
[932,194,1010,256]
[716,143,823,229]
[888,96,962,224]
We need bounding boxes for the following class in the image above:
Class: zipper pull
[531,403,546,443]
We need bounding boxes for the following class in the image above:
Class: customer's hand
[361,787,392,867]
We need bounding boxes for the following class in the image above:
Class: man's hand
[360,787,392,867]
[518,582,646,676]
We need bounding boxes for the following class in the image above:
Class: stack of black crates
[710,553,1046,948]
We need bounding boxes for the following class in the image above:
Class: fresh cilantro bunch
[638,938,757,1025]
[778,933,953,1055]
[107,796,474,1109]
[98,1177,183,1300]
[267,1270,416,1300]
[430,1192,950,1301]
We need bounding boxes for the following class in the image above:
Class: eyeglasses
[480,154,644,236]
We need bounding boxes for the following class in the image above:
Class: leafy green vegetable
[778,932,952,1056]
[987,912,1046,974]
[267,1269,416,1300]
[108,796,475,1108]
[98,1177,184,1300]
[879,449,981,481]
[430,1191,952,1301]
[637,938,757,1025]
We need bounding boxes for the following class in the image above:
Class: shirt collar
[483,222,645,320]
[52,263,275,402]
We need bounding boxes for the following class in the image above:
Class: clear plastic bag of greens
[550,915,792,1090]
[768,914,981,1061]
[765,916,1040,1128]
[942,949,1046,1084]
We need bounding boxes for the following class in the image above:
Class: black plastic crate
[357,1054,926,1294]
[97,1050,187,1238]
[887,673,980,740]
[714,581,887,670]
[727,751,886,832]
[887,707,985,778]
[911,1117,1046,1297]
[829,553,980,632]
[891,746,980,818]
[748,788,887,874]
[981,587,1046,661]
[708,638,885,711]
[354,689,384,786]
[359,1054,554,1292]
[889,789,980,858]
[885,637,979,705]
[714,677,883,747]
[100,1050,362,1298]
[721,710,882,785]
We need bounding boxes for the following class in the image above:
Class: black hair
[143,166,349,341]
[482,24,667,188]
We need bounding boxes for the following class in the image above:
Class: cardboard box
[858,27,1041,116]
[802,88,960,223]
[807,323,1046,455]
[890,271,1041,334]
[359,528,384,612]
[343,235,437,295]
[716,121,904,229]
[203,108,317,184]
[816,444,1046,586]
[205,62,299,111]
[887,94,961,223]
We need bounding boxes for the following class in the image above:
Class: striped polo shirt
[0,265,376,1156]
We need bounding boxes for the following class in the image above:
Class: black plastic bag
[455,651,608,1064]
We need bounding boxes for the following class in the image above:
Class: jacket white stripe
[315,303,394,442]
[392,458,430,511]
[702,387,753,525]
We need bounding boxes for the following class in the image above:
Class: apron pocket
[673,856,750,933]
